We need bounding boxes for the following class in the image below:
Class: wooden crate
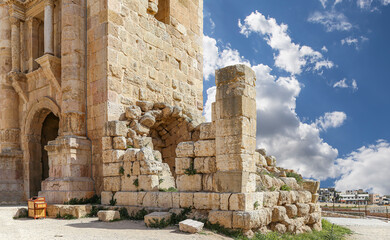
[28,197,47,219]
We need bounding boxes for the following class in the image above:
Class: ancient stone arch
[21,97,61,198]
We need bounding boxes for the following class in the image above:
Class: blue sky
[201,0,390,194]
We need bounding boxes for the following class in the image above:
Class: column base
[42,136,95,204]
[39,177,95,204]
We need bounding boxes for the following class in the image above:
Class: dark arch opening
[29,112,59,197]
[40,113,59,181]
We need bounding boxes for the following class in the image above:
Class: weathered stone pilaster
[40,0,94,203]
[60,0,87,137]
[10,16,20,72]
[0,3,23,204]
[213,64,257,193]
[26,17,40,72]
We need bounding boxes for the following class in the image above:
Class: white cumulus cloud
[341,36,369,50]
[308,11,353,32]
[202,35,341,180]
[334,0,389,9]
[333,78,358,90]
[314,111,347,131]
[238,11,333,75]
[203,35,249,81]
[335,140,390,195]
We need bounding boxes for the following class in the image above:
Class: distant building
[369,193,380,205]
[379,196,390,205]
[339,189,369,205]
[318,188,337,202]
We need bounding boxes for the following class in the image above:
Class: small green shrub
[147,218,170,228]
[242,219,352,240]
[159,187,178,192]
[133,178,139,187]
[86,206,106,217]
[63,214,76,220]
[269,186,276,191]
[280,184,291,191]
[254,201,260,210]
[127,174,130,178]
[184,162,197,175]
[159,179,164,184]
[203,221,242,238]
[63,194,101,205]
[286,172,303,184]
[170,207,191,224]
[56,213,76,220]
[260,170,276,178]
[109,195,117,206]
[127,145,133,149]
[133,208,148,220]
[119,166,125,175]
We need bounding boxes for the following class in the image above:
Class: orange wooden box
[28,197,47,219]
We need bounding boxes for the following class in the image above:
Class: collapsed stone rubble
[100,65,321,234]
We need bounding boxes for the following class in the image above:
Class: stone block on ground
[98,210,120,222]
[179,219,204,233]
[14,208,28,218]
[144,212,172,227]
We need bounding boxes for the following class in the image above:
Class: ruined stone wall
[105,0,204,121]
[100,65,321,234]
[87,0,109,194]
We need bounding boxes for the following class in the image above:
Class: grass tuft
[286,172,303,184]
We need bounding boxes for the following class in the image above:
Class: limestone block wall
[105,0,204,121]
[101,101,201,194]
[87,0,109,194]
[100,65,321,234]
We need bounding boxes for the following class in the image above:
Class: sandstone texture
[0,0,321,235]
[179,219,204,233]
[98,210,120,222]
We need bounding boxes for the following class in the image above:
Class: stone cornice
[6,0,25,21]
[35,54,61,94]
[5,0,55,20]
[8,71,28,103]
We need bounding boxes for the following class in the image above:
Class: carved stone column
[26,17,40,72]
[214,64,257,193]
[0,3,23,204]
[39,0,94,203]
[10,16,20,72]
[44,0,53,55]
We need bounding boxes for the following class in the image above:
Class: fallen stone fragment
[179,219,204,233]
[97,210,120,222]
[14,208,28,218]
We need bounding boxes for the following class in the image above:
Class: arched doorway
[40,113,59,182]
[28,112,59,197]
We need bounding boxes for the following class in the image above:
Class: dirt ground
[325,217,390,240]
[4,206,390,240]
[0,206,230,240]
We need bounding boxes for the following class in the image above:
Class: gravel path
[0,206,230,240]
[325,217,390,240]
